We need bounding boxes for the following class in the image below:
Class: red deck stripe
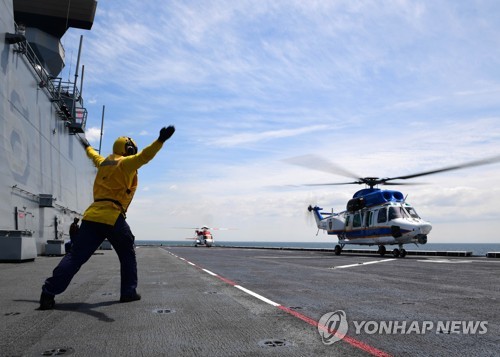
[279,306,391,357]
[215,275,238,286]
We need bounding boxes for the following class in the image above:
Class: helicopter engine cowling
[347,197,365,212]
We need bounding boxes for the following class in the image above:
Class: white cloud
[84,126,102,143]
[61,0,500,244]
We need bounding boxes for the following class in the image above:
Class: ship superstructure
[1,0,98,260]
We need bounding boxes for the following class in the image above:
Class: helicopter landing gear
[392,247,407,258]
[334,245,342,255]
[377,245,386,257]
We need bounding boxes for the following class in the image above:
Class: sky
[60,0,500,243]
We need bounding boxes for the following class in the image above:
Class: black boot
[120,293,141,303]
[39,292,55,310]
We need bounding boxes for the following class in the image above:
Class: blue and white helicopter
[287,154,500,258]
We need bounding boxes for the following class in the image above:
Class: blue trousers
[42,215,137,297]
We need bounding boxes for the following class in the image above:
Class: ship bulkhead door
[15,206,34,233]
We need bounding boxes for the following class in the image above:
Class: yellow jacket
[82,140,163,225]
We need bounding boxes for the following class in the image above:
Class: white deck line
[334,258,396,269]
[234,285,280,306]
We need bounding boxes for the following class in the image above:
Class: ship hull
[0,0,96,256]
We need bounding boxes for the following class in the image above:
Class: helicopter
[182,226,215,247]
[193,226,214,247]
[183,226,235,247]
[286,154,500,258]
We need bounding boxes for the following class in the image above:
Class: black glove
[158,126,175,143]
[77,135,90,148]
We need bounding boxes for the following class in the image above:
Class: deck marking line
[215,275,237,286]
[202,268,217,276]
[279,306,392,357]
[234,285,280,306]
[334,259,396,269]
[169,250,392,357]
[417,259,472,264]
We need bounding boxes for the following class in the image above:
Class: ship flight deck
[1,246,499,356]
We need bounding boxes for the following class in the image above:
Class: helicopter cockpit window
[377,207,387,223]
[389,207,403,220]
[353,213,361,228]
[405,206,420,219]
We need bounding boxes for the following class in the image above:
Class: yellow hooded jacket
[82,140,163,226]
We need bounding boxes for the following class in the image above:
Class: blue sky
[61,1,500,243]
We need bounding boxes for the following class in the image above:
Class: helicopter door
[365,211,372,227]
[353,213,362,228]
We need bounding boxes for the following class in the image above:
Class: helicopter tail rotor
[305,205,314,226]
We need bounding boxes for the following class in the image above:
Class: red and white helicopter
[193,226,214,247]
[287,154,500,258]
[184,226,235,247]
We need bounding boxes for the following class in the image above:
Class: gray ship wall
[1,0,95,255]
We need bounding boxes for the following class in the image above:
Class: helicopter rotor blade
[384,154,500,182]
[284,153,500,188]
[302,181,361,186]
[382,181,426,186]
[283,154,360,180]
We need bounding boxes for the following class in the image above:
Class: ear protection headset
[113,136,138,156]
[125,137,137,156]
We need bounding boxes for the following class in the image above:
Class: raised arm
[121,126,175,171]
[77,134,105,167]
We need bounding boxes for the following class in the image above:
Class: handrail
[11,23,87,133]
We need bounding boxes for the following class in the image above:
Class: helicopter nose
[420,224,432,235]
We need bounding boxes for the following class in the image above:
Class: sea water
[136,240,500,256]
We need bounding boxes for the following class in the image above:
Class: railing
[12,24,87,133]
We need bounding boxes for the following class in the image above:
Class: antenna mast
[98,105,105,154]
[71,35,83,118]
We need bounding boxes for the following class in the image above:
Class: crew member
[65,217,80,253]
[39,126,175,310]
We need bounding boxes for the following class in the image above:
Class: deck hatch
[258,339,292,348]
[41,347,74,356]
[152,308,175,314]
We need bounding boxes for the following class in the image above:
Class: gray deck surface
[1,246,499,356]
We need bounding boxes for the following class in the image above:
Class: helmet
[113,137,138,156]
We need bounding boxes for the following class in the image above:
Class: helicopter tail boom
[307,205,330,229]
